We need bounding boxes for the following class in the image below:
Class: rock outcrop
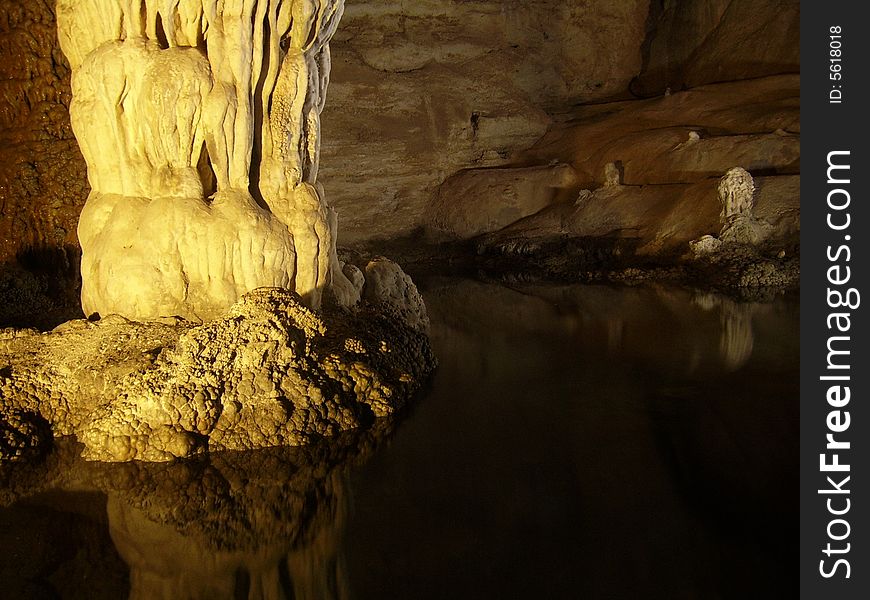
[426,163,578,240]
[0,268,435,463]
[0,0,87,264]
[465,76,799,283]
[632,0,800,96]
[320,0,651,242]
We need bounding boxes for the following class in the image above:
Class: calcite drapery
[56,0,358,321]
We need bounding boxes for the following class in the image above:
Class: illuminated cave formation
[57,0,358,321]
[0,0,436,464]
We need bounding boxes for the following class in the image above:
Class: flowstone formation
[57,0,357,320]
[687,167,798,293]
[0,1,436,463]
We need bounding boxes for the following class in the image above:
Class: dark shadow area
[0,245,84,330]
[343,277,798,599]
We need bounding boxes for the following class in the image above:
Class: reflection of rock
[719,306,754,371]
[0,424,390,598]
[693,292,756,371]
[424,277,794,380]
[1,276,435,463]
[106,464,350,600]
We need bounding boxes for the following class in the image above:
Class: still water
[0,278,798,599]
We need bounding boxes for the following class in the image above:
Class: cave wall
[319,0,650,242]
[0,0,799,266]
[0,0,87,266]
[633,0,800,96]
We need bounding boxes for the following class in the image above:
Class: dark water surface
[0,278,799,599]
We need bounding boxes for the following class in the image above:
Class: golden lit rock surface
[57,0,357,319]
[0,276,434,463]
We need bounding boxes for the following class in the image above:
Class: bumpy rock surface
[0,277,435,463]
[58,0,361,319]
[0,0,88,262]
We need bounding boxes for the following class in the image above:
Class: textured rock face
[690,168,771,254]
[0,0,87,263]
[426,164,578,240]
[0,270,435,463]
[633,0,800,96]
[57,0,357,319]
[447,76,799,257]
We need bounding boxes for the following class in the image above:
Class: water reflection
[1,423,395,599]
[0,279,798,599]
[420,278,796,379]
[343,278,798,599]
[693,292,758,370]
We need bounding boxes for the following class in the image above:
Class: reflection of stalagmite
[718,303,754,371]
[693,292,755,371]
[109,470,350,600]
[57,0,357,320]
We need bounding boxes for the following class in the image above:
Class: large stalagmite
[57,0,357,320]
[0,1,435,463]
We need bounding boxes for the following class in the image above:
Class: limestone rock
[718,167,756,220]
[0,410,50,463]
[0,0,88,265]
[362,258,430,334]
[0,286,435,463]
[689,235,723,256]
[79,191,297,322]
[480,173,799,259]
[471,77,800,259]
[520,75,800,190]
[616,130,800,185]
[2,1,801,259]
[425,164,577,240]
[319,0,649,243]
[689,168,773,255]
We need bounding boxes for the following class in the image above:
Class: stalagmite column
[57,0,359,321]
